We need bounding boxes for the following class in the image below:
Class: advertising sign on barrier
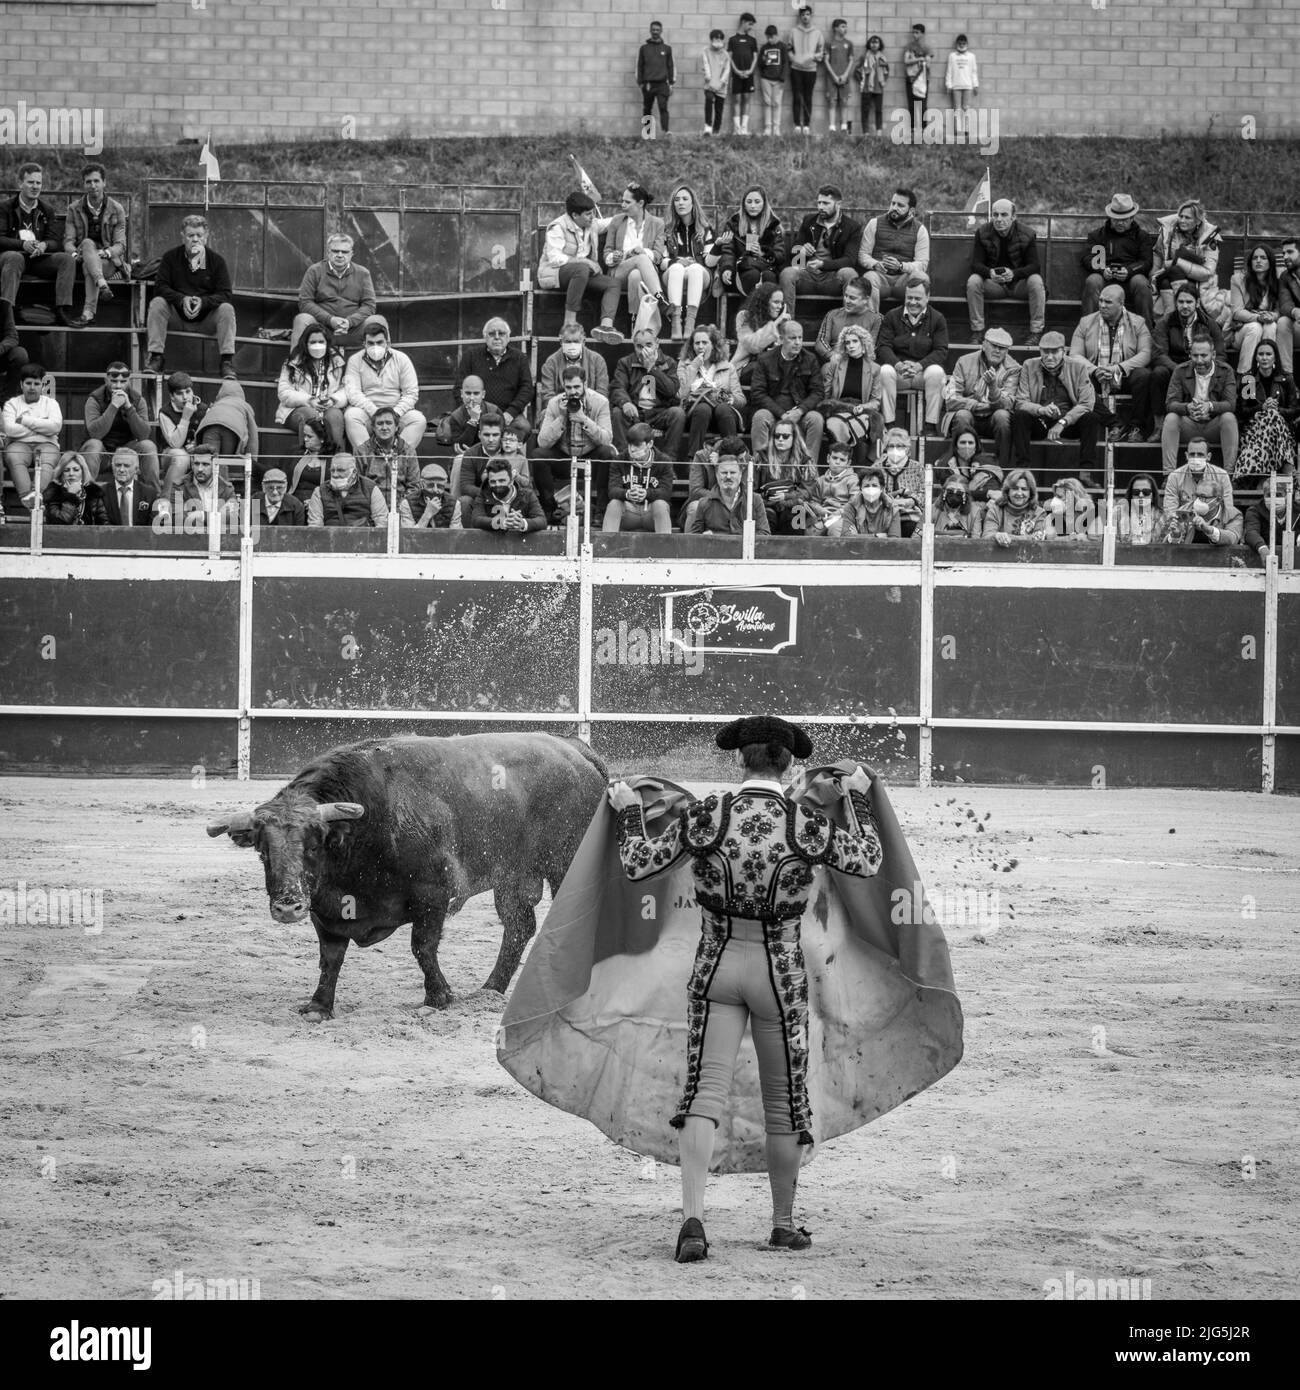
[661,585,799,657]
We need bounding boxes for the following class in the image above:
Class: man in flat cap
[941,327,1020,470]
[607,717,880,1264]
[1011,331,1100,470]
[256,468,305,527]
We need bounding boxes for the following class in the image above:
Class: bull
[206,732,607,1019]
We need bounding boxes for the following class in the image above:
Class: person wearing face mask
[1080,194,1155,325]
[1048,477,1096,540]
[879,427,925,537]
[255,468,306,528]
[1146,286,1228,443]
[1160,437,1235,535]
[678,324,745,459]
[42,453,107,525]
[1161,332,1239,473]
[411,463,463,531]
[859,188,930,316]
[846,465,902,538]
[355,406,424,515]
[1011,331,1100,471]
[1070,284,1154,443]
[966,201,1046,347]
[1234,340,1299,480]
[778,184,862,319]
[307,451,389,528]
[1115,472,1162,546]
[171,444,239,530]
[343,314,426,452]
[454,318,535,425]
[1243,476,1299,559]
[943,425,1000,496]
[932,474,976,537]
[276,325,347,454]
[291,233,376,350]
[981,467,1051,546]
[712,185,783,297]
[941,327,1019,470]
[537,325,610,417]
[469,457,547,533]
[820,325,884,468]
[1163,489,1244,547]
[603,423,674,533]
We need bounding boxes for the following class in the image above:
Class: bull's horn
[317,802,366,823]
[207,811,256,838]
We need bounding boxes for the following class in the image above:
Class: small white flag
[568,155,600,204]
[963,167,991,228]
[199,137,221,184]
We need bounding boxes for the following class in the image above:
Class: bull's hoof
[418,991,453,1012]
[299,1000,333,1022]
[480,978,509,996]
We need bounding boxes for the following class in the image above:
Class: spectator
[982,467,1052,545]
[0,163,79,332]
[757,24,790,137]
[1234,341,1298,480]
[145,214,237,377]
[603,422,674,533]
[785,6,824,135]
[945,34,979,114]
[854,34,890,138]
[276,325,347,453]
[1161,437,1235,530]
[1151,199,1228,327]
[3,362,61,507]
[814,276,882,363]
[712,185,783,297]
[1048,477,1096,539]
[288,422,327,504]
[600,184,665,335]
[684,434,728,528]
[702,28,730,137]
[966,199,1045,346]
[1115,472,1162,545]
[943,425,1000,491]
[355,406,423,515]
[63,165,128,327]
[291,233,376,350]
[159,374,258,485]
[822,18,854,133]
[678,323,745,458]
[435,375,487,451]
[932,473,977,536]
[41,454,107,525]
[727,12,760,136]
[806,442,859,536]
[1070,284,1154,442]
[451,408,507,502]
[902,24,933,137]
[101,447,160,527]
[611,328,687,459]
[158,371,211,485]
[1230,243,1290,374]
[1080,194,1155,324]
[731,280,790,379]
[1161,333,1239,474]
[454,317,533,425]
[846,464,903,538]
[757,422,819,533]
[499,419,533,486]
[1144,285,1227,442]
[1243,477,1299,559]
[859,187,929,315]
[537,325,610,417]
[81,362,159,487]
[255,468,306,527]
[941,327,1019,470]
[636,20,675,138]
[1011,332,1100,470]
[410,462,464,531]
[534,365,618,523]
[538,192,621,338]
[166,444,239,530]
[879,426,925,537]
[687,450,770,534]
[1278,237,1300,373]
[0,306,27,401]
[821,323,884,465]
[343,314,425,451]
[307,451,388,528]
[1164,489,1244,548]
[662,183,714,342]
[877,277,947,432]
[749,318,825,460]
[779,184,862,317]
[469,456,547,533]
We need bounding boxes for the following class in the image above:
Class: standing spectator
[749,319,825,460]
[469,457,547,533]
[1151,199,1228,327]
[876,277,948,432]
[144,214,238,377]
[854,35,890,138]
[80,362,159,487]
[101,448,160,527]
[0,164,79,332]
[814,276,882,363]
[537,324,610,417]
[600,183,666,335]
[702,29,730,137]
[63,165,129,327]
[1277,237,1300,374]
[902,24,933,139]
[778,185,863,317]
[688,450,770,534]
[1233,341,1298,481]
[941,327,1019,470]
[1070,284,1154,442]
[1144,286,1227,441]
[731,280,790,380]
[42,454,107,525]
[538,192,621,339]
[307,452,388,528]
[454,318,534,425]
[661,184,714,343]
[1011,332,1101,470]
[678,324,745,458]
[712,186,783,297]
[636,20,675,138]
[603,422,674,534]
[859,188,930,315]
[354,406,423,515]
[757,24,790,137]
[275,325,347,454]
[343,314,426,451]
[255,469,307,528]
[1161,333,1239,474]
[291,233,376,350]
[822,18,855,133]
[533,365,618,523]
[1080,194,1155,324]
[820,324,884,466]
[3,362,61,507]
[945,34,979,115]
[966,199,1045,345]
[785,6,824,136]
[982,468,1052,545]
[727,13,760,136]
[1230,243,1291,374]
[611,328,687,459]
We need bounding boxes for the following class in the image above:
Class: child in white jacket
[702,30,730,135]
[945,34,979,111]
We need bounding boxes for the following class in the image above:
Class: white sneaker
[828,122,837,133]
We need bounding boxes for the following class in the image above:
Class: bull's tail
[565,736,609,781]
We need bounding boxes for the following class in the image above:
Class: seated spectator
[757,421,819,533]
[291,233,376,350]
[276,325,347,453]
[289,421,327,505]
[687,449,770,535]
[603,423,674,534]
[307,451,388,528]
[454,318,534,426]
[63,165,129,327]
[1243,477,1299,559]
[932,474,977,536]
[858,187,929,315]
[662,182,715,342]
[879,426,925,537]
[435,375,487,451]
[410,462,464,530]
[1080,194,1154,324]
[814,275,882,363]
[943,425,1001,491]
[499,418,533,487]
[355,406,423,515]
[941,327,1019,470]
[966,200,1045,346]
[1048,477,1096,539]
[876,276,947,431]
[41,454,107,525]
[163,444,239,530]
[806,443,859,537]
[982,467,1052,545]
[779,184,862,317]
[1144,286,1228,442]
[712,185,783,297]
[1012,332,1100,471]
[145,214,237,377]
[1151,199,1228,326]
[820,324,884,466]
[538,191,620,338]
[749,319,825,461]
[600,183,665,336]
[678,324,744,458]
[159,373,259,488]
[343,314,425,451]
[1233,341,1298,480]
[101,447,161,527]
[450,407,507,501]
[3,362,61,508]
[537,325,609,417]
[683,433,742,530]
[845,465,902,538]
[81,362,159,487]
[0,163,79,332]
[469,456,547,533]
[1161,333,1239,473]
[1230,243,1291,374]
[1070,284,1154,442]
[533,365,618,523]
[1278,237,1300,374]
[256,468,306,527]
[1115,472,1162,545]
[1161,490,1244,547]
[611,329,687,459]
[730,280,790,380]
[1161,437,1235,530]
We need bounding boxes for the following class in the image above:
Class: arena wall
[0,0,1293,148]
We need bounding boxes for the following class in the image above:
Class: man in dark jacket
[610,329,686,459]
[80,362,159,486]
[687,452,770,534]
[1080,193,1155,323]
[778,185,863,316]
[1141,286,1228,440]
[453,318,534,425]
[750,319,824,459]
[145,214,237,377]
[1243,481,1298,559]
[603,423,675,533]
[256,468,307,526]
[966,199,1046,345]
[0,163,79,331]
[877,277,948,429]
[1160,334,1239,473]
[469,458,547,532]
[636,21,675,137]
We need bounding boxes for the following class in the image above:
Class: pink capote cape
[497,762,963,1173]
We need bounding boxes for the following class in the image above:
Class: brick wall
[0,0,1291,145]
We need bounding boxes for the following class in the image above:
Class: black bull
[207,733,608,1018]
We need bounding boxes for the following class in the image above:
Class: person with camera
[533,364,618,524]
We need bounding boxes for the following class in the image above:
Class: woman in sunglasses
[1115,472,1162,545]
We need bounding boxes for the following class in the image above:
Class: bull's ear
[207,811,256,840]
[317,802,365,823]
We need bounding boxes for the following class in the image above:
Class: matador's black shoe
[768,1226,812,1250]
[674,1217,709,1263]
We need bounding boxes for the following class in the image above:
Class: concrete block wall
[0,0,1291,146]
